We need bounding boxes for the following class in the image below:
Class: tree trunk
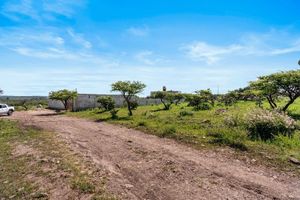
[160,99,167,110]
[282,97,297,112]
[266,95,277,109]
[62,100,68,110]
[127,101,132,116]
[124,96,132,116]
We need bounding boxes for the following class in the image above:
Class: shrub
[129,100,139,110]
[193,103,210,111]
[244,109,296,140]
[110,109,119,119]
[224,114,241,127]
[97,96,115,111]
[185,94,212,110]
[178,110,194,117]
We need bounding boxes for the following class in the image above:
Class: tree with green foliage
[250,70,300,111]
[195,89,215,107]
[97,96,119,119]
[49,89,78,110]
[152,91,178,110]
[0,89,3,95]
[173,93,184,105]
[97,96,115,111]
[111,81,146,116]
[185,94,211,110]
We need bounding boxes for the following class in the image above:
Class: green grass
[0,119,116,199]
[67,99,300,172]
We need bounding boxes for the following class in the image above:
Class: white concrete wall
[48,94,161,111]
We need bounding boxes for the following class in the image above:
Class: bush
[193,103,210,111]
[129,100,139,110]
[224,114,241,127]
[244,109,296,140]
[178,110,194,117]
[97,96,115,111]
[110,109,119,119]
[185,94,212,110]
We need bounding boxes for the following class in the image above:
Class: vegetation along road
[10,110,300,200]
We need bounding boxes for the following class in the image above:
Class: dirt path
[11,110,300,200]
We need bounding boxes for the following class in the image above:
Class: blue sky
[0,0,300,96]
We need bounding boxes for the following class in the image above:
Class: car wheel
[7,110,13,116]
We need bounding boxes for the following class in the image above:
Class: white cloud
[1,0,39,21]
[135,50,155,65]
[183,42,243,64]
[1,0,85,22]
[43,0,85,18]
[135,50,167,65]
[183,30,300,64]
[67,29,92,49]
[127,26,149,37]
[12,47,78,59]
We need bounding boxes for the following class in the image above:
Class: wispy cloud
[126,26,149,37]
[1,0,85,22]
[135,50,167,65]
[183,30,300,64]
[0,27,116,66]
[43,0,85,18]
[183,42,243,64]
[67,29,92,49]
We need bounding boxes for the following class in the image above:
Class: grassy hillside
[67,99,300,171]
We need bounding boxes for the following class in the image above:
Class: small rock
[124,184,134,189]
[3,180,8,184]
[39,158,49,163]
[289,157,300,165]
[9,195,16,199]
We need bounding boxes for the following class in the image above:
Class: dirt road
[11,110,300,200]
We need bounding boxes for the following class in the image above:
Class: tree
[111,81,146,116]
[97,96,115,111]
[97,96,119,119]
[0,89,3,95]
[152,91,177,110]
[185,94,211,110]
[250,70,300,111]
[174,93,184,105]
[49,89,78,110]
[195,89,215,107]
[220,91,238,106]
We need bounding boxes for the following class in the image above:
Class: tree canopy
[49,89,78,110]
[250,70,300,111]
[111,81,146,116]
[151,91,182,110]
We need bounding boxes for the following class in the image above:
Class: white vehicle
[0,104,15,116]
